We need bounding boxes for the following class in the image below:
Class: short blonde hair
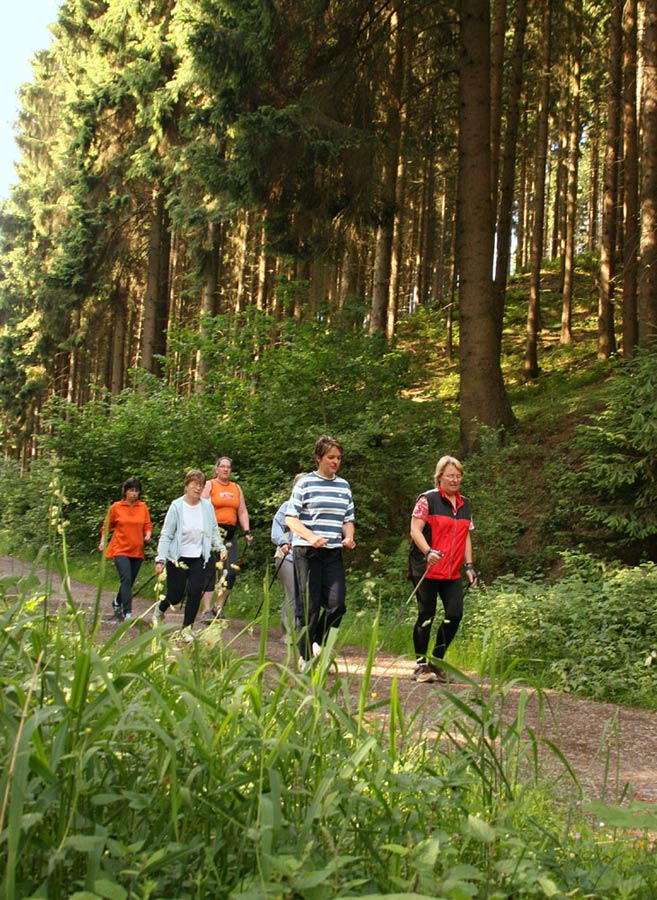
[434,455,463,483]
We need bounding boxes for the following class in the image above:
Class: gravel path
[2,553,656,805]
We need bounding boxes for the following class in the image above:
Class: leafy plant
[568,347,657,544]
[2,565,657,899]
[460,553,657,707]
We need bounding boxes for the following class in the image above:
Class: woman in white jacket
[152,470,225,641]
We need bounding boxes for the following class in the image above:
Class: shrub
[461,553,657,706]
[569,347,657,544]
[1,313,453,573]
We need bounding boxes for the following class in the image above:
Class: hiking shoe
[105,609,125,624]
[124,612,133,621]
[152,605,165,626]
[428,661,447,683]
[180,626,195,644]
[200,609,216,624]
[415,663,437,684]
[411,662,423,681]
[311,641,322,658]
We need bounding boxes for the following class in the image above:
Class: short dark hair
[122,477,142,497]
[314,435,343,460]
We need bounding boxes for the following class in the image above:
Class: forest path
[2,553,656,806]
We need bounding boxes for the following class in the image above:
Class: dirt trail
[2,553,656,805]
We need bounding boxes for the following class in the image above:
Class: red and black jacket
[409,488,472,580]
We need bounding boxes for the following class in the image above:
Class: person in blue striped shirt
[285,435,356,666]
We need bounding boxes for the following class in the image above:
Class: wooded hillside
[1,0,657,463]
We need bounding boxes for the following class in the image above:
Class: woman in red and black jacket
[409,455,477,683]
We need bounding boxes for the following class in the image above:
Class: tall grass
[1,567,656,899]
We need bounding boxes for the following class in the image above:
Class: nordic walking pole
[403,566,430,605]
[131,570,158,597]
[268,553,287,591]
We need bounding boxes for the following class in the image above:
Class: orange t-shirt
[103,499,152,559]
[209,479,241,526]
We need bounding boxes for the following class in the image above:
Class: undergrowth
[2,567,657,899]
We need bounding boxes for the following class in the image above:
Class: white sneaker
[298,656,311,673]
[124,613,133,620]
[311,641,322,658]
[180,626,195,643]
[152,605,165,626]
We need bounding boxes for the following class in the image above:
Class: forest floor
[3,552,656,808]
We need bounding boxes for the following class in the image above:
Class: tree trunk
[561,0,583,345]
[419,147,437,306]
[639,0,657,345]
[587,93,601,252]
[370,9,404,335]
[432,180,448,304]
[255,221,274,312]
[339,233,359,312]
[490,0,507,215]
[234,210,252,314]
[525,0,552,379]
[515,110,529,273]
[599,0,622,358]
[110,279,127,395]
[551,95,568,267]
[623,0,639,354]
[494,0,528,329]
[139,186,171,376]
[458,0,515,454]
[387,97,409,338]
[196,220,222,389]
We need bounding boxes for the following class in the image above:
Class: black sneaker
[105,609,125,624]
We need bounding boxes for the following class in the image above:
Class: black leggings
[412,576,463,662]
[293,546,346,660]
[161,556,208,627]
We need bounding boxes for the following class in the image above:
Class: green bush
[569,347,657,544]
[461,553,657,706]
[1,313,453,572]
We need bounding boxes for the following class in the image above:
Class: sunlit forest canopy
[1,0,656,466]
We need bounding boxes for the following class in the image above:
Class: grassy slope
[430,265,616,576]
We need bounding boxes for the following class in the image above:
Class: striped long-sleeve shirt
[286,471,355,549]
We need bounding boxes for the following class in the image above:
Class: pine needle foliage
[567,348,657,543]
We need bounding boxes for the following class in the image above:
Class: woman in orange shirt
[99,477,152,622]
[200,456,253,621]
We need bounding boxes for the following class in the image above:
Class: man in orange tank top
[200,456,253,620]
